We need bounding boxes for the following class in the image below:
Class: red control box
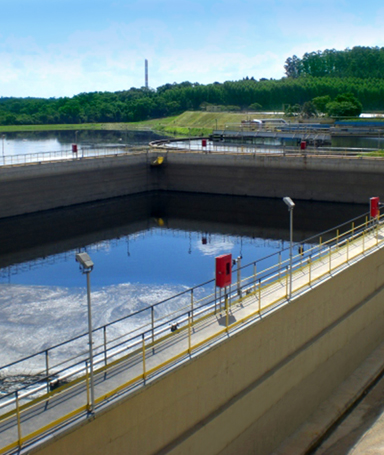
[215,254,232,288]
[370,197,380,219]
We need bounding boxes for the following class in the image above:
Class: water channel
[0,131,370,369]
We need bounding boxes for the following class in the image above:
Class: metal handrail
[0,146,147,168]
[0,211,370,379]
[0,212,383,454]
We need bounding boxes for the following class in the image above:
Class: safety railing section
[0,146,148,167]
[162,142,383,158]
[0,141,382,169]
[0,211,382,454]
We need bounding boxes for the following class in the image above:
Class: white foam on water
[0,281,188,369]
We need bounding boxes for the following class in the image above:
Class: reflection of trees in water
[332,136,384,148]
[5,130,167,146]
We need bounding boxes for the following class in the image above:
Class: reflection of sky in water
[1,131,166,157]
[3,138,69,155]
[0,229,292,364]
[0,229,288,288]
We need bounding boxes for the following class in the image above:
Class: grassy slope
[0,111,271,135]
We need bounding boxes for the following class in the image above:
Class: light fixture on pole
[283,197,295,301]
[75,252,95,413]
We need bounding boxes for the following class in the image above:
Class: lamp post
[283,197,295,300]
[75,252,95,413]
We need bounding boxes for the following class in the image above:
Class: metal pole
[289,207,293,300]
[45,350,50,393]
[86,271,95,413]
[85,360,90,409]
[225,293,229,332]
[151,306,155,345]
[16,390,22,448]
[237,256,241,297]
[191,289,194,323]
[188,311,192,354]
[142,333,146,380]
[347,239,349,262]
[329,245,332,271]
[214,285,217,313]
[103,326,107,367]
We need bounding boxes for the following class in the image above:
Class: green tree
[301,101,317,118]
[312,95,331,113]
[248,102,262,110]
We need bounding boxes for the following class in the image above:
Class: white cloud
[195,237,235,256]
[1,0,384,96]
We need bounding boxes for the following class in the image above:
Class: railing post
[237,257,241,297]
[142,333,146,381]
[85,360,90,411]
[225,294,229,332]
[337,229,339,247]
[258,278,261,313]
[191,289,194,323]
[45,349,50,393]
[103,326,108,367]
[188,311,192,355]
[151,306,155,345]
[278,252,282,279]
[347,238,349,262]
[214,284,217,313]
[15,390,22,449]
[253,262,257,292]
[352,222,355,236]
[363,229,365,252]
[286,266,289,298]
[319,236,322,255]
[377,222,379,245]
[308,256,312,285]
[329,245,332,271]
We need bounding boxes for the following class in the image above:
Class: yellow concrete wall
[31,246,384,455]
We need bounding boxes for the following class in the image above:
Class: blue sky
[1,0,384,98]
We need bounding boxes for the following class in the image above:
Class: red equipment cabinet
[215,254,232,288]
[300,141,307,150]
[202,139,207,147]
[72,144,78,153]
[370,197,380,219]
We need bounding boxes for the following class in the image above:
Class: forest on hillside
[1,46,384,125]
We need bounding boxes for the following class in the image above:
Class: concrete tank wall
[2,151,384,219]
[161,152,384,203]
[31,243,384,455]
[0,153,153,218]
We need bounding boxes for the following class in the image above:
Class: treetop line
[0,46,383,126]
